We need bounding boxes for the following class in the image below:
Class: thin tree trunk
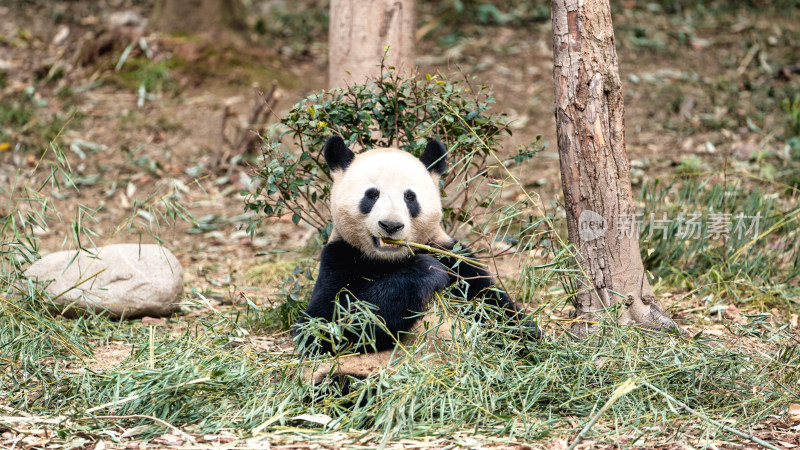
[550,0,681,337]
[328,0,416,88]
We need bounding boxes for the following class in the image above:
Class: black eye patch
[360,188,379,214]
[404,189,420,218]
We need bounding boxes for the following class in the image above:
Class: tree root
[569,294,686,338]
[625,294,687,336]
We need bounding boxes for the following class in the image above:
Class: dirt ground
[0,0,798,323]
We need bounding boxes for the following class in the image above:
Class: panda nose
[378,221,404,235]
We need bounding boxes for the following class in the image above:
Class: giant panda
[294,136,540,384]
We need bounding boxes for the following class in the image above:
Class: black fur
[359,188,379,214]
[420,140,447,175]
[295,240,450,355]
[324,136,355,171]
[404,190,420,218]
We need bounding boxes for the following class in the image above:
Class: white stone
[25,244,183,319]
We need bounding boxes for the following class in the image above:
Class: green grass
[0,93,36,148]
[639,176,800,312]
[112,58,177,96]
[2,291,798,446]
[0,87,77,154]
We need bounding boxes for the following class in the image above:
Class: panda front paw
[503,310,541,340]
[521,316,542,340]
[414,254,450,293]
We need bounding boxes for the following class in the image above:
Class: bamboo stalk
[379,238,488,268]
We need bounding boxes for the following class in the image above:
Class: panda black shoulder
[301,239,363,328]
[315,239,365,283]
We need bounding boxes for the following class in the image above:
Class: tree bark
[328,0,416,88]
[550,0,681,337]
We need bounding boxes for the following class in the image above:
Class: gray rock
[25,244,183,319]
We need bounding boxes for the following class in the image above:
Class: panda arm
[294,241,363,355]
[301,242,357,323]
[433,239,541,339]
[359,254,449,337]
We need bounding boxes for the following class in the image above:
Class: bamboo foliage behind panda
[294,136,540,384]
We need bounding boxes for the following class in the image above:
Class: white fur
[330,148,443,261]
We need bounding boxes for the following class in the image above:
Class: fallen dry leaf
[202,432,236,443]
[290,413,335,427]
[152,433,184,446]
[789,403,800,422]
[141,316,167,326]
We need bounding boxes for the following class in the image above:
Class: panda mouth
[374,236,402,250]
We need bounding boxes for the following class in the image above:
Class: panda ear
[420,139,447,176]
[323,136,355,172]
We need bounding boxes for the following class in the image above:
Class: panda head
[324,136,448,261]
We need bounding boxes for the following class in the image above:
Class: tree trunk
[151,0,247,35]
[328,0,416,88]
[550,0,681,337]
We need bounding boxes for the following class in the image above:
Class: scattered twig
[85,377,211,414]
[115,42,135,71]
[84,415,195,443]
[641,380,779,450]
[0,405,30,417]
[567,379,638,450]
[215,81,280,170]
[0,415,67,425]
[736,43,760,76]
[51,267,107,302]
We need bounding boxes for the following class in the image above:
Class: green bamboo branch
[379,237,488,268]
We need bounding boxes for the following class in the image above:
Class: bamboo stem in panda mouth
[379,237,488,268]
